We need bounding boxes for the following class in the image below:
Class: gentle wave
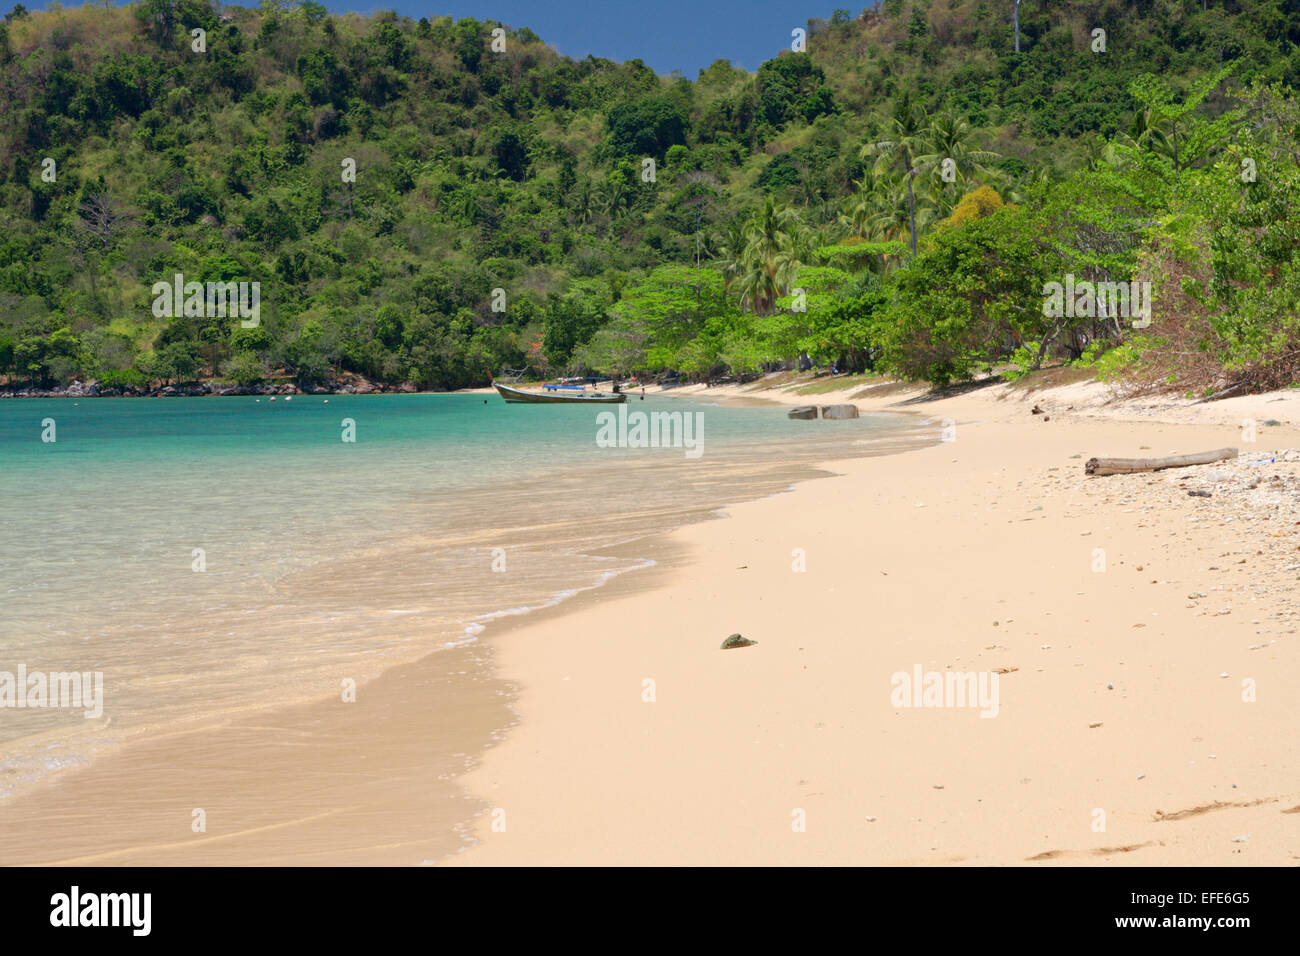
[0,394,931,799]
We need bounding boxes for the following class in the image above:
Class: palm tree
[600,173,631,218]
[873,174,934,244]
[572,179,593,225]
[920,113,1001,177]
[789,222,824,268]
[834,168,924,275]
[1002,164,1051,205]
[862,99,1013,252]
[714,220,748,290]
[1081,134,1108,170]
[843,167,893,239]
[916,110,1003,215]
[737,197,801,315]
[737,260,784,317]
[1100,109,1176,172]
[860,91,929,256]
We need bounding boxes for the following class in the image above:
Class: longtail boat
[493,382,627,404]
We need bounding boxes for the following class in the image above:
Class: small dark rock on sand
[720,633,758,650]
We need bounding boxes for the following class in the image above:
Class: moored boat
[493,382,627,404]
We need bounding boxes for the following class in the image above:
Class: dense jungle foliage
[2,1,1299,394]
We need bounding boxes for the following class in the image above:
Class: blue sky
[399,2,853,75]
[30,2,866,76]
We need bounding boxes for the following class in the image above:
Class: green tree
[1127,66,1238,172]
[157,340,203,384]
[874,207,1053,387]
[492,128,529,182]
[606,96,689,160]
[221,351,270,385]
[542,287,607,369]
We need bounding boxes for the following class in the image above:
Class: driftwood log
[1193,383,1247,404]
[1085,447,1237,477]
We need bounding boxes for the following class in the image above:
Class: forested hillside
[2,1,1299,394]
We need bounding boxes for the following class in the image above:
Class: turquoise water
[0,393,923,797]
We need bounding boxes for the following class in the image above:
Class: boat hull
[493,382,627,404]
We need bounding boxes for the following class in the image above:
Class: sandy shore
[445,374,1300,865]
[3,372,1296,865]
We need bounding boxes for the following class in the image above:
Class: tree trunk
[1085,447,1237,476]
[906,170,917,257]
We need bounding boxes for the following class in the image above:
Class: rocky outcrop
[821,404,860,419]
[65,380,100,398]
[2,372,425,398]
[787,405,819,420]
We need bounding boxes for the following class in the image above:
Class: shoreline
[0,391,930,864]
[443,374,1300,866]
[4,372,1297,864]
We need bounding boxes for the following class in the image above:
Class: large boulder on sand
[787,405,819,420]
[821,404,860,419]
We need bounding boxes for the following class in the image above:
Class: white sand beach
[446,374,1300,865]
